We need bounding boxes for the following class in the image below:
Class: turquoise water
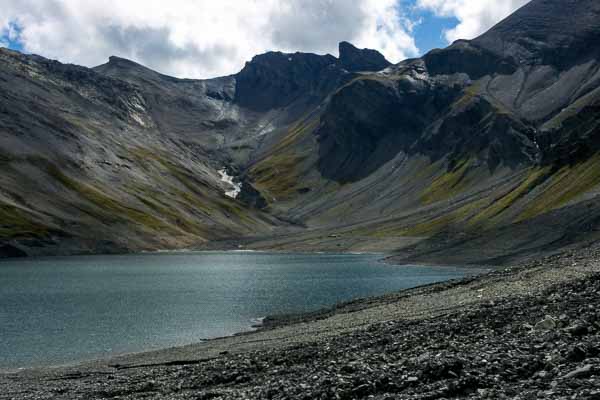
[0,252,472,369]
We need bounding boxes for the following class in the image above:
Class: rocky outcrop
[423,40,516,79]
[316,63,467,182]
[234,43,391,112]
[314,0,600,184]
[338,41,391,72]
[234,51,341,111]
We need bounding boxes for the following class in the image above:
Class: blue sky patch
[402,1,460,56]
[1,21,24,51]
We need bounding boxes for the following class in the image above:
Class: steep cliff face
[3,0,600,260]
[316,63,467,182]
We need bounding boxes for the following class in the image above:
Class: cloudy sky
[0,0,529,79]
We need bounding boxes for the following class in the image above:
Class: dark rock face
[338,41,391,72]
[317,78,414,183]
[317,63,466,182]
[538,101,600,166]
[234,51,341,111]
[423,40,517,80]
[238,181,268,210]
[234,43,391,112]
[417,96,539,170]
[315,57,540,182]
[315,0,600,182]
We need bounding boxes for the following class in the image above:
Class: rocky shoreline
[2,245,600,399]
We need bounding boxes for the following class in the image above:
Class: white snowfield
[218,169,242,199]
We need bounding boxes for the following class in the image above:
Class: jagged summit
[94,55,181,84]
[99,55,159,72]
[423,0,600,79]
[108,55,139,65]
[234,43,390,110]
[338,41,391,72]
[234,50,340,111]
[238,42,390,74]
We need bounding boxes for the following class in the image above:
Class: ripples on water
[0,252,474,369]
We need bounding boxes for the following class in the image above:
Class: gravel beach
[2,245,600,399]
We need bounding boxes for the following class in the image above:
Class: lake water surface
[0,252,475,369]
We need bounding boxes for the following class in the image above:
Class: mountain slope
[0,43,391,257]
[3,0,600,262]
[245,0,600,263]
[0,49,283,257]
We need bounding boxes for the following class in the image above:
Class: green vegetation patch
[251,153,308,201]
[47,164,178,234]
[518,154,600,221]
[134,194,207,236]
[421,159,472,205]
[0,203,49,239]
[130,146,261,232]
[272,118,319,154]
[452,84,481,110]
[368,199,487,238]
[468,168,551,228]
[249,116,319,203]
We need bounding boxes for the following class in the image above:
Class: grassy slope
[0,150,280,256]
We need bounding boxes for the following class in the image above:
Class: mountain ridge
[2,0,600,262]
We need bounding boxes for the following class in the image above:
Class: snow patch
[218,169,242,199]
[130,113,147,127]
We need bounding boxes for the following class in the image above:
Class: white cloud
[416,0,530,43]
[0,0,418,79]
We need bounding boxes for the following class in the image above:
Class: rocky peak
[233,44,391,111]
[94,56,179,85]
[100,56,159,74]
[338,41,391,72]
[107,55,139,66]
[234,51,341,111]
[242,51,337,70]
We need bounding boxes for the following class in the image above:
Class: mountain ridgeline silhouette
[2,0,600,263]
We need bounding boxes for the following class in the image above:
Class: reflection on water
[0,251,474,369]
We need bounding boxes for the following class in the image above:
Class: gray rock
[535,316,557,331]
[561,364,594,380]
